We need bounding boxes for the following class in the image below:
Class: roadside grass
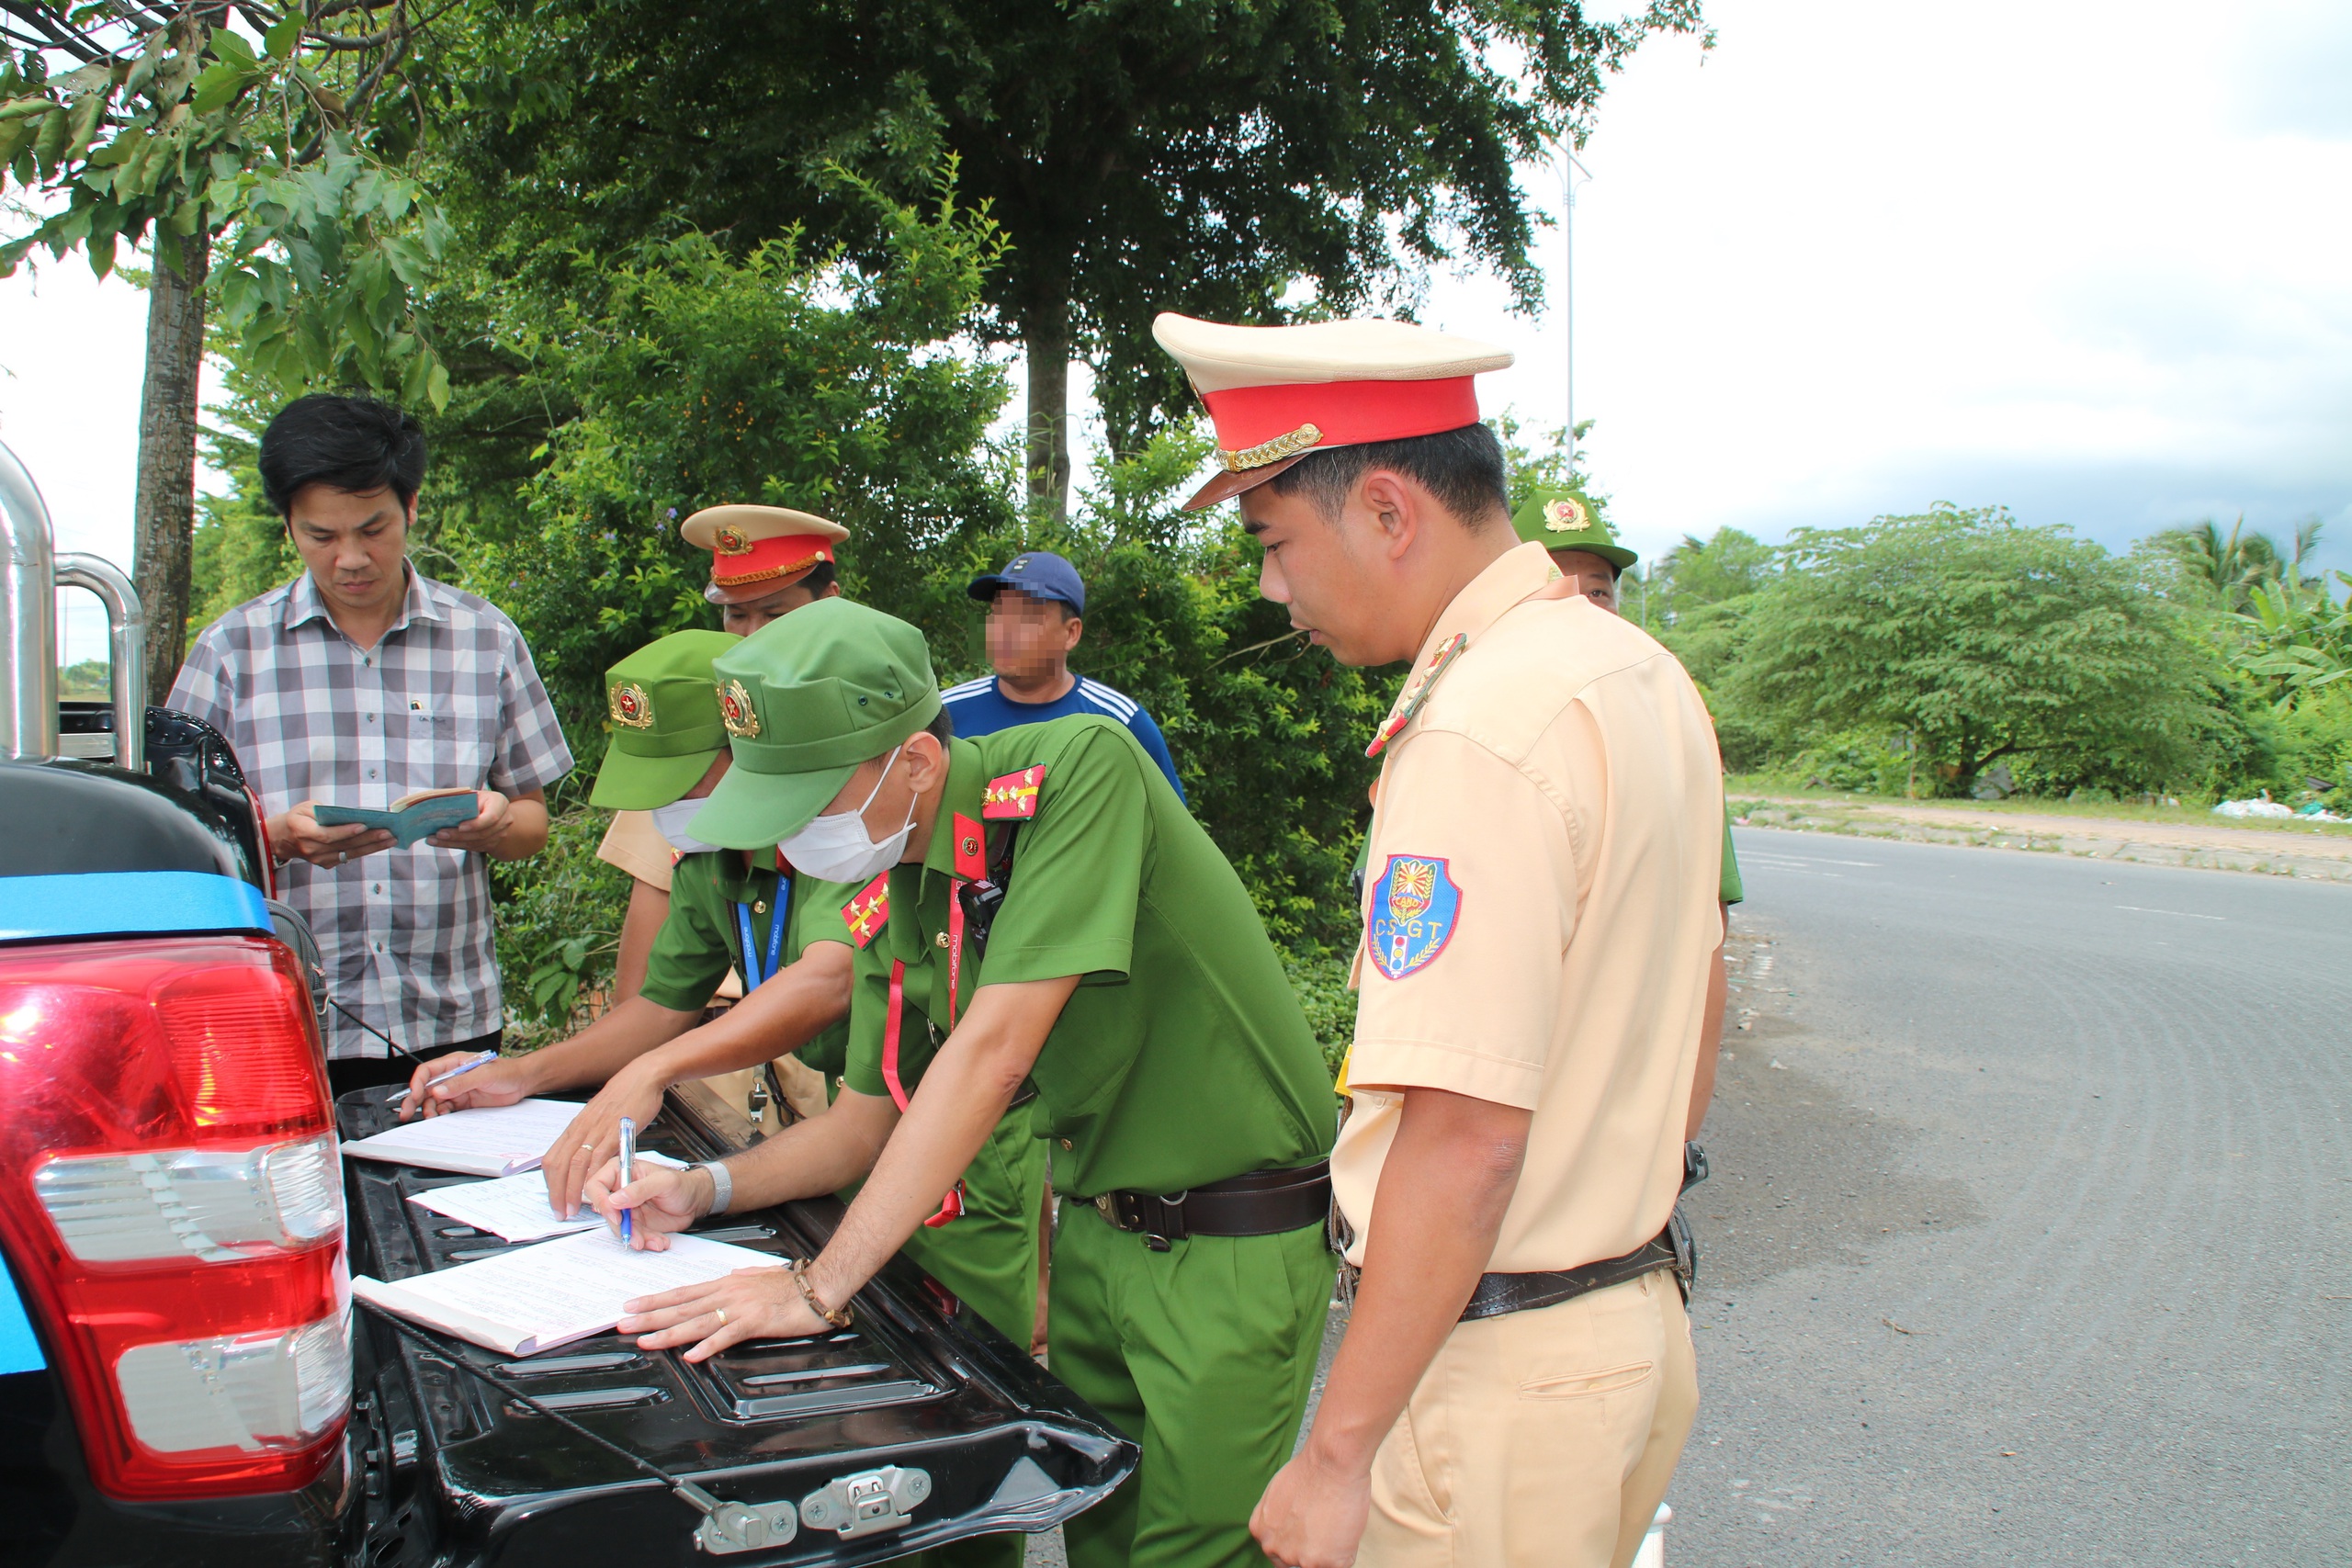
[1725,776,2352,840]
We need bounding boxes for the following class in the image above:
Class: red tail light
[0,935,348,1499]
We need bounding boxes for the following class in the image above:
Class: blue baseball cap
[967,550,1086,615]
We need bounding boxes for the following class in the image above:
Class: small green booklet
[311,788,481,848]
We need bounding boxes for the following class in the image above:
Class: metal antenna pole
[1558,149,1591,474]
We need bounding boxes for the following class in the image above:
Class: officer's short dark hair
[798,561,839,597]
[1266,423,1509,529]
[258,394,428,518]
[924,706,954,746]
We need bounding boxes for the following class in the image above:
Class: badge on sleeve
[1366,854,1461,980]
[840,873,891,949]
[982,765,1046,820]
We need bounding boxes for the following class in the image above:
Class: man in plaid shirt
[168,395,573,1098]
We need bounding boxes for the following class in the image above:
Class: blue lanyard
[733,874,792,990]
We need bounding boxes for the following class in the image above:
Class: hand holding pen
[617,1117,638,1245]
[390,1049,498,1117]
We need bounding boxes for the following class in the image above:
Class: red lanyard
[877,817,987,1229]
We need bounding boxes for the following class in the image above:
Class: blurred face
[285,484,413,618]
[720,578,832,636]
[1238,482,1397,666]
[1548,549,1620,615]
[985,589,1081,682]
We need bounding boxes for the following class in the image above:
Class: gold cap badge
[608,682,653,729]
[1543,498,1589,533]
[718,678,762,739]
[712,525,752,554]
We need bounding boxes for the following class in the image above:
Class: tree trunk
[132,226,209,707]
[1023,299,1070,521]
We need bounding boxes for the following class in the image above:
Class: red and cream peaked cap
[679,504,852,605]
[1152,313,1514,510]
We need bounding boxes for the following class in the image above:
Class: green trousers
[885,1107,1048,1568]
[895,1101,1048,1350]
[1052,1203,1334,1568]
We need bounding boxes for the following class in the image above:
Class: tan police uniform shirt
[595,809,743,1000]
[1333,542,1724,1275]
[597,808,677,892]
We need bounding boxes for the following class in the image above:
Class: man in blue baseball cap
[946,549,1186,801]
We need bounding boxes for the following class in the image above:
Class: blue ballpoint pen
[617,1117,637,1245]
[388,1049,497,1102]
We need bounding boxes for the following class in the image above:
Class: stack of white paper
[408,1153,687,1243]
[353,1227,789,1356]
[343,1099,588,1177]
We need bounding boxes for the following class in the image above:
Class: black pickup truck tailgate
[340,1082,1132,1567]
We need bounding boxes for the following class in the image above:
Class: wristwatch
[694,1160,732,1217]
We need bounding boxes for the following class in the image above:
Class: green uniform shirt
[842,717,1335,1198]
[1721,809,1745,906]
[639,850,859,1077]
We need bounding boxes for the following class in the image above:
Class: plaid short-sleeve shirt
[168,568,573,1059]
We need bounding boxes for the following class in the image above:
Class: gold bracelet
[791,1260,853,1329]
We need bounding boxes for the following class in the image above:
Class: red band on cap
[1200,377,1482,465]
[708,536,834,587]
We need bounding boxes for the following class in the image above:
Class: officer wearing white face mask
[401,630,865,1223]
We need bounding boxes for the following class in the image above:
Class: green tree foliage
[453,196,1016,741]
[2154,515,2325,613]
[1724,505,2218,796]
[1,5,453,398]
[430,0,1708,508]
[2230,571,2352,704]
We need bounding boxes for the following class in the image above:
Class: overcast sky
[4,0,2347,653]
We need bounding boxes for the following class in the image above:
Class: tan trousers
[1360,1269,1697,1568]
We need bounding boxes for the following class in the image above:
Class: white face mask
[650,796,722,855]
[776,746,915,883]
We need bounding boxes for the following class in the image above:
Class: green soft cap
[687,597,944,849]
[589,629,742,809]
[1510,486,1636,572]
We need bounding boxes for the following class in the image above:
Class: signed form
[353,1227,788,1355]
[407,1155,686,1242]
[343,1100,590,1177]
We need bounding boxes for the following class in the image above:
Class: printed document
[408,1154,686,1242]
[342,1099,588,1177]
[352,1227,789,1356]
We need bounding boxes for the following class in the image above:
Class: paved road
[1671,829,2352,1566]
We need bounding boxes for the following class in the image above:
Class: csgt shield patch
[1367,854,1461,980]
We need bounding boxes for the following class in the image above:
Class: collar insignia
[952,813,988,880]
[981,765,1046,821]
[840,873,891,948]
[1365,633,1468,759]
[718,678,762,739]
[608,682,653,729]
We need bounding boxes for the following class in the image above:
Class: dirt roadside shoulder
[1731,795,2352,885]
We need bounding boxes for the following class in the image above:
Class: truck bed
[340,1082,1132,1567]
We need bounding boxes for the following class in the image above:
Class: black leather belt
[1089,1160,1332,1252]
[1459,1225,1684,1322]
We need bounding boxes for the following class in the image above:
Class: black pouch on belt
[1091,1159,1332,1252]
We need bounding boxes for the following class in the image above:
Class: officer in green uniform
[402,629,862,1214]
[596,599,1338,1568]
[1513,488,1744,1133]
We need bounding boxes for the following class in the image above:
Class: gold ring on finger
[715,1307,727,1326]
[582,1145,595,1154]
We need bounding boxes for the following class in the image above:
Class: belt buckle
[1097,1190,1182,1250]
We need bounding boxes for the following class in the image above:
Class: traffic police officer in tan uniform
[1146,314,1725,1568]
